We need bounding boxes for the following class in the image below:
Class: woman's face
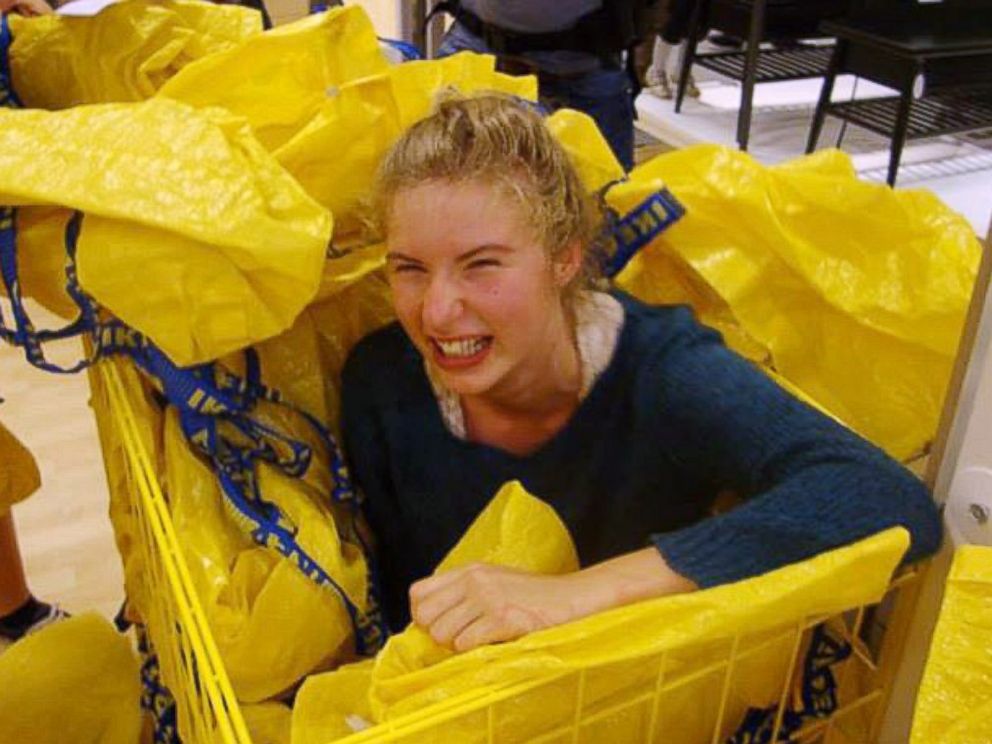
[386,178,580,400]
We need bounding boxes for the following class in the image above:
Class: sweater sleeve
[648,321,942,588]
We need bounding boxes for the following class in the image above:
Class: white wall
[351,0,400,37]
[267,0,400,32]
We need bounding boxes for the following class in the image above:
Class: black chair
[806,2,992,186]
[675,0,852,151]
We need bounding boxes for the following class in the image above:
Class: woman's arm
[647,322,943,589]
[411,315,943,653]
[410,547,697,652]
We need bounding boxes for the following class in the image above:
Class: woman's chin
[433,368,495,397]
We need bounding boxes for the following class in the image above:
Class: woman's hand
[410,548,698,653]
[410,564,579,652]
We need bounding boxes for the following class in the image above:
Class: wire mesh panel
[89,357,252,744]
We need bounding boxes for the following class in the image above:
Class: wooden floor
[0,304,121,635]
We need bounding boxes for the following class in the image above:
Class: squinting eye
[391,263,425,275]
[467,259,500,270]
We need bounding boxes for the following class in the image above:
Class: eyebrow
[456,245,512,264]
[385,251,423,263]
[385,245,512,264]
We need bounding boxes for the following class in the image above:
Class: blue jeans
[437,25,635,171]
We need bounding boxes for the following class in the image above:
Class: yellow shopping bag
[911,546,992,743]
[158,6,391,152]
[8,0,261,109]
[0,613,141,744]
[616,145,980,460]
[274,50,537,246]
[0,99,330,364]
[290,481,908,743]
[0,419,40,514]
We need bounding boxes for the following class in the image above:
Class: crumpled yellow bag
[0,419,40,514]
[0,613,141,744]
[162,400,370,703]
[911,545,992,743]
[243,701,293,744]
[8,0,261,110]
[273,50,536,242]
[290,482,908,743]
[158,6,391,152]
[615,145,980,460]
[0,98,330,365]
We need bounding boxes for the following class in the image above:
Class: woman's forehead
[387,180,541,251]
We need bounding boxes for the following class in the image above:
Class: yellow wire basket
[88,355,925,744]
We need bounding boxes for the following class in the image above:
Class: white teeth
[436,338,488,358]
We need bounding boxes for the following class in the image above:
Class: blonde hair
[373,93,603,296]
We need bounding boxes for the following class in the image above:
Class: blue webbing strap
[0,14,22,109]
[92,318,387,655]
[726,624,853,743]
[0,210,98,372]
[601,186,685,279]
[379,36,423,61]
[48,211,385,655]
[136,626,181,744]
[0,25,98,373]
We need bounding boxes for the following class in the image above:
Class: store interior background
[2,12,990,740]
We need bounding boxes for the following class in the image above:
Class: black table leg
[888,86,915,187]
[807,41,843,154]
[737,0,767,151]
[676,0,709,114]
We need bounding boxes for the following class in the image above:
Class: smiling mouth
[430,336,493,366]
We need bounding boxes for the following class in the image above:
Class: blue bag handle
[0,17,98,373]
[0,201,388,653]
[599,182,685,279]
[726,624,853,743]
[91,312,387,654]
[0,14,21,109]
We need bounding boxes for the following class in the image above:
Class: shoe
[650,74,673,100]
[680,72,701,99]
[708,33,743,49]
[651,74,700,101]
[0,598,70,642]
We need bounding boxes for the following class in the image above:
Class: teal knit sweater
[341,292,942,631]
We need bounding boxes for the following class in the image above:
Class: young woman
[340,95,941,653]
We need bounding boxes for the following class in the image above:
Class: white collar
[424,291,625,440]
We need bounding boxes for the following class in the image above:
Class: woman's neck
[462,304,582,455]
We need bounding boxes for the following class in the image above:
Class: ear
[553,239,584,288]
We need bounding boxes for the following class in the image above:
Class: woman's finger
[409,563,473,604]
[453,615,510,653]
[410,572,469,627]
[427,599,483,647]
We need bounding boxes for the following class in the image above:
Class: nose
[422,273,464,332]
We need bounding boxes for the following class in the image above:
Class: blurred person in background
[430,1,663,171]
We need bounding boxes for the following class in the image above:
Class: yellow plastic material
[0,613,142,744]
[8,0,261,110]
[158,7,390,152]
[243,702,293,744]
[0,419,40,514]
[290,481,909,743]
[162,401,369,703]
[616,145,981,460]
[96,340,920,744]
[92,358,255,744]
[369,482,579,694]
[911,546,992,743]
[273,50,537,245]
[0,99,331,364]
